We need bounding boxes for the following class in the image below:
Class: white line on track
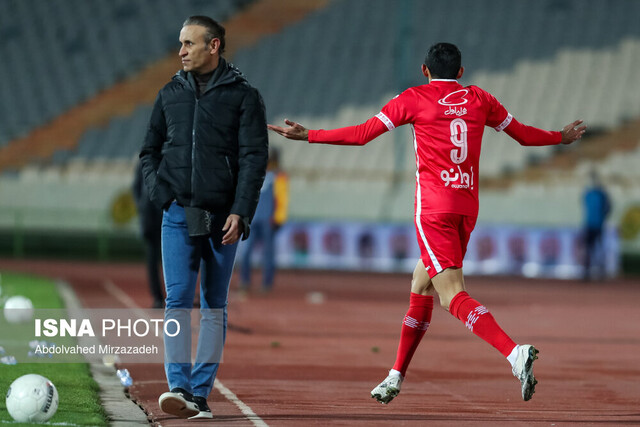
[214,379,268,427]
[102,280,148,319]
[102,280,269,426]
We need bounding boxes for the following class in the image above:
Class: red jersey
[308,79,561,218]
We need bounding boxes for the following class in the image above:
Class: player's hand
[222,214,243,245]
[267,119,309,141]
[560,120,587,145]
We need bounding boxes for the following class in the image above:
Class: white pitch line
[214,379,268,427]
[103,279,268,426]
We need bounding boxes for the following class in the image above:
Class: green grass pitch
[0,272,108,426]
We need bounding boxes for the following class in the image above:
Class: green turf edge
[0,272,109,426]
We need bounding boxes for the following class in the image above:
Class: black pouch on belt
[183,206,213,237]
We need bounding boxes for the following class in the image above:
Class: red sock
[392,293,434,376]
[448,291,516,357]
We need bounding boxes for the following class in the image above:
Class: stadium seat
[2,0,638,229]
[0,0,251,148]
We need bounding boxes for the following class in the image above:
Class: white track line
[214,379,268,427]
[102,280,148,319]
[103,279,269,426]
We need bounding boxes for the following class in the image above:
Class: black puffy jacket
[140,58,268,235]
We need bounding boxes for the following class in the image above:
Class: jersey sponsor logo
[440,165,474,189]
[444,106,467,116]
[437,89,469,106]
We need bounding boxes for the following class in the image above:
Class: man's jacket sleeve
[139,92,174,210]
[232,87,269,238]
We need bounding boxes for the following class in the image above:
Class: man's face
[179,25,217,74]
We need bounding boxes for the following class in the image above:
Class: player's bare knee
[433,284,460,311]
[410,276,424,294]
[431,268,464,310]
[438,294,453,311]
[411,260,431,295]
[411,275,432,295]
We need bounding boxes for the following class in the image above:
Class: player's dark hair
[183,16,226,54]
[424,43,461,79]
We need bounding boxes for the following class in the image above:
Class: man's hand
[267,119,309,141]
[561,120,587,145]
[222,214,243,245]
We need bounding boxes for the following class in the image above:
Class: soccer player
[268,42,586,404]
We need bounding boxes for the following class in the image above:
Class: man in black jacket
[139,15,268,420]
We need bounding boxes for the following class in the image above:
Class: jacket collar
[174,57,247,93]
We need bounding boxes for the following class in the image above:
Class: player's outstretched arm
[269,116,388,146]
[504,117,587,147]
[267,119,309,141]
[560,120,587,145]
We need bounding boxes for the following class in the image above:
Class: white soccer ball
[5,374,59,423]
[3,295,34,323]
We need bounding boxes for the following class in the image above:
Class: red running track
[1,258,639,426]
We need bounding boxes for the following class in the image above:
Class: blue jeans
[239,218,275,290]
[161,202,238,398]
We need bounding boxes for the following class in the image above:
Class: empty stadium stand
[0,0,251,149]
[0,0,638,239]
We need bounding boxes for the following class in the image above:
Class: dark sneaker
[158,387,199,418]
[188,396,213,419]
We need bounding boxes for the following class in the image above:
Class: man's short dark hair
[183,15,226,54]
[424,43,461,79]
